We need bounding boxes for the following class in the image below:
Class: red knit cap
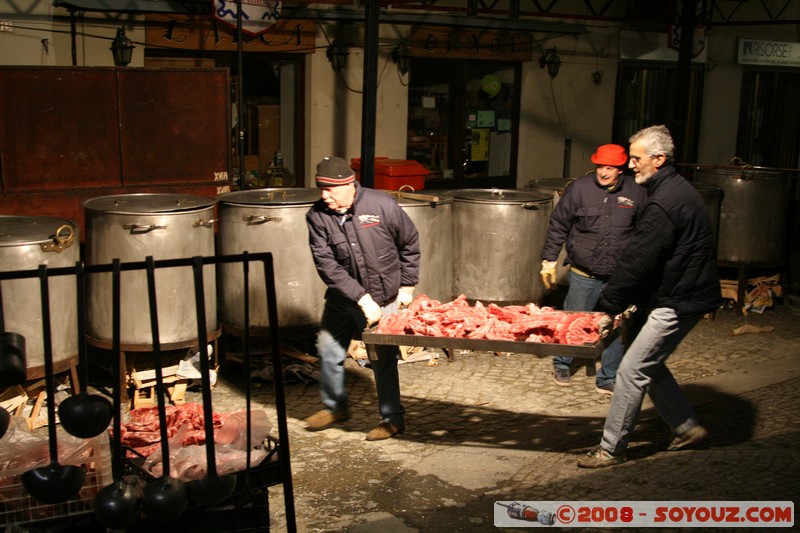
[591,144,628,167]
[315,157,356,187]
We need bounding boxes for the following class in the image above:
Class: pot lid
[392,190,453,207]
[217,188,321,206]
[451,188,552,205]
[83,193,216,214]
[527,178,576,191]
[0,216,79,247]
[688,164,786,180]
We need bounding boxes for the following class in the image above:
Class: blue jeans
[316,293,405,426]
[601,307,701,455]
[553,269,624,387]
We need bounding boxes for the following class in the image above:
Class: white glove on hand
[397,286,415,308]
[358,294,382,327]
[540,260,557,289]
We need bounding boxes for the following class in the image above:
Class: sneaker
[667,425,708,451]
[595,382,614,396]
[577,445,626,468]
[365,420,405,441]
[553,368,571,386]
[304,409,349,431]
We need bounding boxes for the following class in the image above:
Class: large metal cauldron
[84,194,217,345]
[0,216,79,379]
[788,177,800,298]
[393,191,453,302]
[693,165,789,265]
[690,181,721,255]
[528,178,576,286]
[452,189,553,304]
[216,188,325,334]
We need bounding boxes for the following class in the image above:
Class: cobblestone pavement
[196,304,800,532]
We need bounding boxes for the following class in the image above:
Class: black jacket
[306,183,420,306]
[541,174,647,278]
[599,165,721,317]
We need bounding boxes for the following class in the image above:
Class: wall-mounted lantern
[391,42,412,76]
[539,48,561,79]
[326,39,349,72]
[110,26,134,67]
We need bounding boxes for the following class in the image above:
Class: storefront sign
[738,38,800,67]
[620,30,707,63]
[145,14,315,53]
[213,0,281,36]
[408,27,532,61]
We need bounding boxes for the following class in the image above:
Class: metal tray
[362,328,609,359]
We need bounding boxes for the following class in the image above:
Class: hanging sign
[145,14,315,53]
[213,0,281,36]
[409,27,532,61]
[738,38,800,67]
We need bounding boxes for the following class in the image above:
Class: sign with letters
[738,38,800,68]
[213,0,281,36]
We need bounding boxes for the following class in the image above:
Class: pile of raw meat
[120,402,222,458]
[376,294,602,345]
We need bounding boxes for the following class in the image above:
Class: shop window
[407,59,520,189]
[613,62,703,162]
[737,70,800,169]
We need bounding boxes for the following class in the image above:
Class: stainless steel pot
[84,194,217,345]
[693,165,789,265]
[393,191,453,302]
[0,216,79,379]
[528,178,576,286]
[452,188,553,304]
[216,188,325,334]
[690,181,722,256]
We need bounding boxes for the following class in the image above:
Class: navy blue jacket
[599,166,721,317]
[306,183,420,306]
[541,174,647,278]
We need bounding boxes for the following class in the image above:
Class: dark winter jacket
[599,165,721,317]
[306,183,420,307]
[541,174,647,278]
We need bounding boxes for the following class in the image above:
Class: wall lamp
[391,42,412,76]
[539,48,561,79]
[326,39,349,72]
[110,26,134,67]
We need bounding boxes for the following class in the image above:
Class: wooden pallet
[129,364,191,409]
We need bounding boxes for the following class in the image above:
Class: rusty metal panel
[118,68,230,186]
[0,67,121,192]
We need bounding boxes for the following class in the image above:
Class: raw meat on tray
[375,294,602,346]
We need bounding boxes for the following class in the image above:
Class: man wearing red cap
[540,144,647,394]
[305,156,420,440]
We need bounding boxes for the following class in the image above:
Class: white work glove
[358,293,382,327]
[540,260,557,289]
[397,286,415,308]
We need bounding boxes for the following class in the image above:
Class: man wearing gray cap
[305,156,420,441]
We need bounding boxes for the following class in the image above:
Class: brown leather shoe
[365,421,405,441]
[304,409,349,431]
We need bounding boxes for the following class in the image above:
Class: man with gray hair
[578,125,721,468]
[305,156,420,441]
